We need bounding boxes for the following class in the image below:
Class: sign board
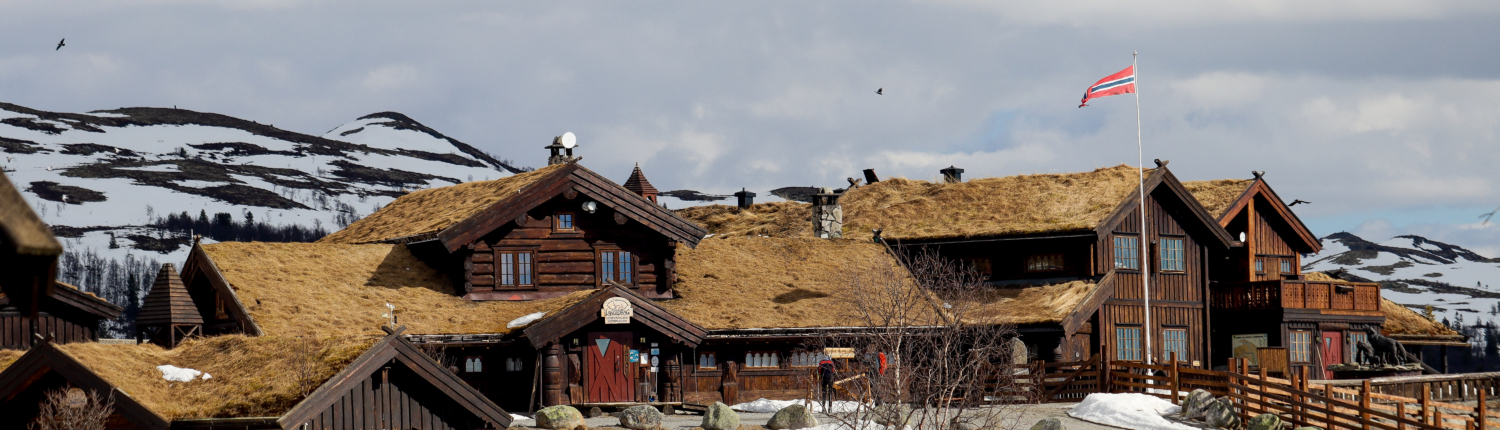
[1232,334,1268,367]
[825,347,855,359]
[641,354,649,365]
[650,366,658,373]
[65,388,87,409]
[650,348,659,356]
[651,343,658,348]
[629,349,640,363]
[651,356,660,367]
[602,297,633,324]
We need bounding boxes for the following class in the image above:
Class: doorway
[586,332,633,403]
[1320,331,1344,379]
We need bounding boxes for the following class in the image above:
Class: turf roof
[319,164,566,245]
[0,169,62,256]
[1182,179,1254,220]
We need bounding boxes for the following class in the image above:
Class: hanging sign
[629,349,640,363]
[601,297,633,324]
[825,347,855,359]
[651,356,660,367]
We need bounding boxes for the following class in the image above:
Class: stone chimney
[812,187,843,239]
[546,135,579,166]
[940,165,965,183]
[734,188,755,209]
[622,163,658,203]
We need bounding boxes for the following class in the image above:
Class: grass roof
[1379,297,1461,337]
[1182,179,1253,220]
[0,170,62,256]
[674,202,812,238]
[663,236,943,330]
[943,280,1098,326]
[319,164,566,245]
[0,336,376,420]
[839,165,1154,241]
[201,242,594,337]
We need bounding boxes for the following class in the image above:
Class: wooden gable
[178,243,264,336]
[0,170,62,318]
[0,341,170,430]
[278,327,513,430]
[523,287,708,349]
[0,283,122,349]
[1094,165,1235,249]
[1212,178,1321,254]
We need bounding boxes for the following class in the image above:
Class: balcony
[1211,280,1380,311]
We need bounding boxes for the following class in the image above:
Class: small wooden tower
[136,263,202,348]
[622,163,659,203]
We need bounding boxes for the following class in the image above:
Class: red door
[1320,331,1344,379]
[586,332,633,402]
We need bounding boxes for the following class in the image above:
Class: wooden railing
[1212,280,1381,311]
[1319,372,1500,404]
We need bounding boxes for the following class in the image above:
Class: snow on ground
[157,365,210,382]
[730,398,863,414]
[507,311,547,329]
[1066,393,1195,430]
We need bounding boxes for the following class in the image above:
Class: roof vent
[940,166,964,183]
[734,188,755,209]
[546,133,579,166]
[812,187,843,239]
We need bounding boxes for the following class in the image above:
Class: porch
[1212,279,1381,311]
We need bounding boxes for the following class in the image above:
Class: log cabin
[0,170,123,349]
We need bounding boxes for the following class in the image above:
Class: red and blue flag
[1079,65,1135,107]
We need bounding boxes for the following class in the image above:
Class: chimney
[811,187,843,239]
[734,188,755,209]
[622,163,659,203]
[940,165,965,183]
[863,169,880,184]
[546,134,579,166]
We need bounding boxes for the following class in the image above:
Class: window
[1026,254,1064,272]
[1160,238,1185,272]
[464,357,484,373]
[504,357,524,372]
[1115,327,1142,361]
[1280,259,1292,274]
[790,351,818,367]
[215,297,228,320]
[698,352,717,369]
[554,212,575,231]
[1348,331,1369,361]
[497,250,535,288]
[959,258,992,276]
[745,352,780,368]
[1113,236,1140,270]
[1163,328,1187,362]
[1289,331,1312,362]
[599,250,634,285]
[1255,258,1265,273]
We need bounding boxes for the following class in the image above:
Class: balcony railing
[1211,280,1380,311]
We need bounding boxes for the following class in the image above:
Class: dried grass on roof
[839,165,1152,240]
[674,202,811,238]
[664,236,941,329]
[202,242,594,337]
[1183,179,1253,219]
[51,335,374,419]
[320,164,565,244]
[1379,297,1460,336]
[1302,271,1341,282]
[0,348,23,370]
[0,170,62,256]
[943,280,1098,326]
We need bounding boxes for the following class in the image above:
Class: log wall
[298,365,492,430]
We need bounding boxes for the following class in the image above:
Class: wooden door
[586,332,633,402]
[1320,331,1343,379]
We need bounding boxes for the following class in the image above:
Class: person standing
[818,354,836,412]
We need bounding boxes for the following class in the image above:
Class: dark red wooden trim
[180,244,263,336]
[0,342,171,429]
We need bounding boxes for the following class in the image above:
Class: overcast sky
[5,1,1500,254]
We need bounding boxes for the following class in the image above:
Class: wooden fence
[1020,355,1497,430]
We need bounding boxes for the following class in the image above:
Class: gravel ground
[507,402,1129,430]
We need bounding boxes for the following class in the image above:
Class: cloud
[934,0,1500,27]
[360,64,419,92]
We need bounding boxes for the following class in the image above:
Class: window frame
[789,351,818,368]
[744,351,781,369]
[1159,237,1186,273]
[698,352,718,370]
[1163,328,1188,362]
[1113,235,1141,271]
[959,257,993,277]
[495,249,537,289]
[1025,253,1065,273]
[1289,331,1312,363]
[1115,326,1142,362]
[464,356,484,373]
[553,212,577,232]
[1255,257,1266,274]
[1280,258,1293,274]
[1348,331,1369,361]
[595,247,637,287]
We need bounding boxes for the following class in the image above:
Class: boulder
[1183,389,1216,419]
[1204,398,1241,430]
[702,402,741,430]
[535,405,586,430]
[588,407,606,418]
[663,405,675,416]
[1246,413,1281,430]
[1029,417,1064,430]
[620,405,665,430]
[870,404,913,427]
[950,416,982,430]
[766,404,819,430]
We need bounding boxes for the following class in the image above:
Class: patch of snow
[1067,393,1195,430]
[157,365,204,382]
[507,311,547,329]
[509,413,530,421]
[730,398,863,414]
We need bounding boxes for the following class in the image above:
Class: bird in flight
[55,38,65,51]
[1482,206,1499,225]
[1289,199,1310,206]
[875,88,883,95]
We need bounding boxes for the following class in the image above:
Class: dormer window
[554,212,576,231]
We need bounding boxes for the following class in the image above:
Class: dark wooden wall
[926,236,1097,282]
[0,371,146,430]
[461,196,676,299]
[682,340,821,405]
[0,305,100,350]
[1096,189,1211,366]
[298,365,493,430]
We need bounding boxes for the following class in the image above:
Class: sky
[3,0,1499,254]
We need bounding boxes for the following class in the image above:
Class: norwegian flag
[1079,65,1135,107]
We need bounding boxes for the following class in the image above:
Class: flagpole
[1134,51,1152,366]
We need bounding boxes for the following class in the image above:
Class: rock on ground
[589,407,606,418]
[619,405,664,430]
[1204,398,1241,430]
[1183,389,1215,420]
[1030,417,1065,430]
[1246,413,1282,430]
[870,404,913,427]
[766,404,818,430]
[535,405,586,430]
[702,402,741,430]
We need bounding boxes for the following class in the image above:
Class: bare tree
[30,387,115,430]
[805,247,1033,430]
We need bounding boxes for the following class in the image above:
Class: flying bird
[1289,199,1310,206]
[55,39,65,50]
[875,88,883,95]
[1482,206,1499,225]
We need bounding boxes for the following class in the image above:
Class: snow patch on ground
[1067,393,1195,430]
[157,365,210,382]
[507,311,547,329]
[731,398,864,414]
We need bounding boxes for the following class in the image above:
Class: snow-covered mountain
[0,102,527,335]
[1304,232,1500,327]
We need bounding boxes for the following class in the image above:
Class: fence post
[1363,379,1373,430]
[1425,385,1434,426]
[1102,353,1112,394]
[1478,388,1487,430]
[1038,359,1046,403]
[1172,355,1181,405]
[1436,409,1445,430]
[1399,401,1407,430]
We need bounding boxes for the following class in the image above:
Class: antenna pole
[1135,51,1152,366]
